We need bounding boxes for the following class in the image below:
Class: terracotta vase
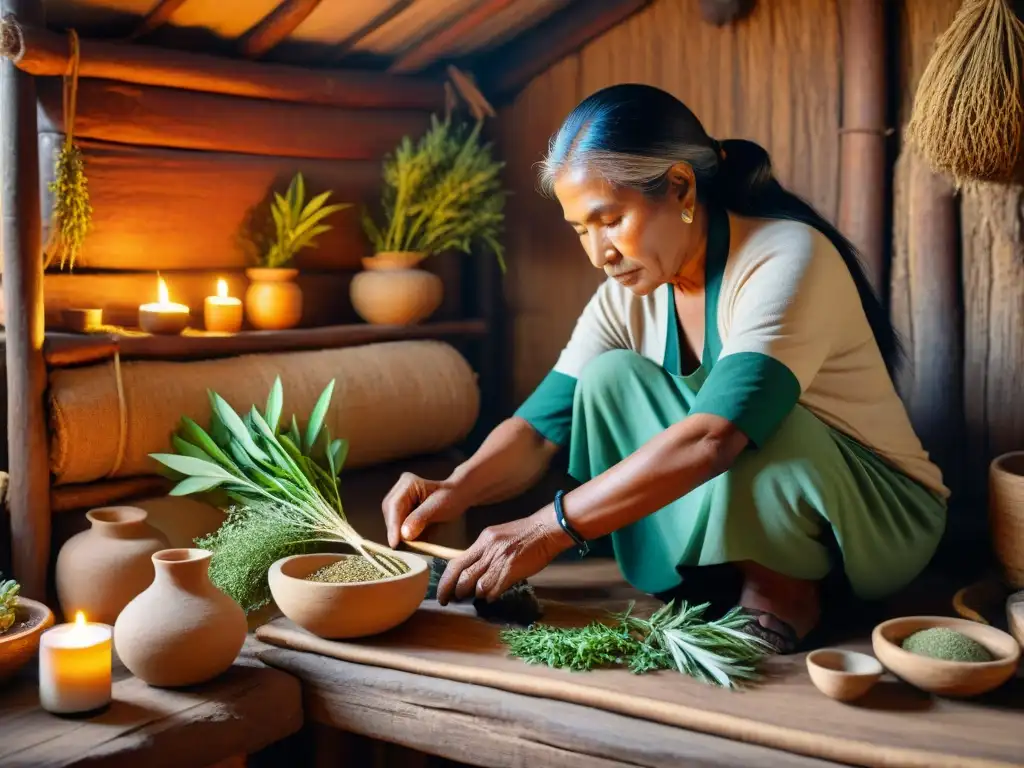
[114,548,247,687]
[244,267,303,330]
[350,252,443,326]
[989,451,1024,589]
[55,506,170,625]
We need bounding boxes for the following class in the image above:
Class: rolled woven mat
[48,340,479,486]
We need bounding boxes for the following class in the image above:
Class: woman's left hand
[436,508,572,605]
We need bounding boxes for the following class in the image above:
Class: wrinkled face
[553,163,699,295]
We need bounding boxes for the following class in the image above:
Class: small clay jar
[350,252,443,326]
[114,548,247,687]
[244,267,303,330]
[55,506,170,625]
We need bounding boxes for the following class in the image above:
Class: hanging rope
[44,29,92,271]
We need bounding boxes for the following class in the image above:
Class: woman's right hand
[382,473,470,548]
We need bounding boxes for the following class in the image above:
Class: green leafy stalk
[0,574,20,634]
[500,600,774,690]
[361,114,507,272]
[257,172,351,269]
[149,377,407,612]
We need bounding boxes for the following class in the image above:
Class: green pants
[567,350,947,600]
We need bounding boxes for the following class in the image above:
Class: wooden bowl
[0,598,55,684]
[872,616,1020,697]
[268,552,428,639]
[806,648,883,702]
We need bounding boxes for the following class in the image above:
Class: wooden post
[837,0,888,296]
[0,0,49,598]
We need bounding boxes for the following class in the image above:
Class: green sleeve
[690,352,801,447]
[514,370,578,446]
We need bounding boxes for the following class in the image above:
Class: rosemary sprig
[500,600,774,689]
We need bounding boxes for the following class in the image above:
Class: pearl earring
[681,208,693,224]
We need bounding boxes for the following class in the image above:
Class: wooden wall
[494,0,842,404]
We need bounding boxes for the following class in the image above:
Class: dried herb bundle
[501,600,773,689]
[45,143,92,271]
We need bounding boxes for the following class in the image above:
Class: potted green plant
[244,172,350,330]
[355,115,507,325]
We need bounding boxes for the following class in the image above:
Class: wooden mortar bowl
[806,648,883,702]
[0,598,55,684]
[872,615,1020,697]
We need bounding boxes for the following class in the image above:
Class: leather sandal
[734,607,801,655]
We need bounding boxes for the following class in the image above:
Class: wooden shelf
[42,320,489,368]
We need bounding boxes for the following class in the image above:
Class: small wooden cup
[806,648,883,702]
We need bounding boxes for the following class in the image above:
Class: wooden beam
[389,0,518,74]
[36,78,432,160]
[239,0,324,59]
[0,0,48,600]
[127,0,191,41]
[333,0,416,60]
[837,0,888,296]
[474,0,654,100]
[0,21,445,110]
[42,320,489,368]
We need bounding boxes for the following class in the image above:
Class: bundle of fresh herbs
[149,377,407,613]
[500,600,774,689]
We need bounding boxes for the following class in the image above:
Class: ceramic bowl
[268,551,429,639]
[872,615,1020,697]
[806,648,883,702]
[0,598,55,684]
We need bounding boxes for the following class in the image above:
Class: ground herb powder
[305,558,389,584]
[901,627,994,662]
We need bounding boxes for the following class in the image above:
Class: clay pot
[805,648,882,702]
[114,548,246,687]
[350,252,443,326]
[244,267,303,330]
[989,452,1024,588]
[872,615,1020,697]
[268,551,428,639]
[55,506,170,625]
[0,598,54,684]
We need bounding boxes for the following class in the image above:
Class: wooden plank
[0,637,303,768]
[51,476,172,513]
[0,269,359,331]
[240,0,324,59]
[389,0,519,74]
[332,0,417,60]
[5,21,446,110]
[42,319,489,367]
[126,0,192,40]
[0,0,49,601]
[260,646,840,768]
[474,0,654,100]
[35,137,380,271]
[837,0,888,296]
[37,78,432,161]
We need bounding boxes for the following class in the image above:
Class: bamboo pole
[240,0,324,60]
[0,0,49,598]
[837,0,888,296]
[0,20,445,111]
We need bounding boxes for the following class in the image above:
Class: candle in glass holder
[39,611,112,715]
[204,278,243,333]
[139,275,189,334]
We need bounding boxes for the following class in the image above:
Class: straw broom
[905,0,1024,185]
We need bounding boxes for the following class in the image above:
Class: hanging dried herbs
[45,30,92,271]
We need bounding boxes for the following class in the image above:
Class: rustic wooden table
[0,636,302,768]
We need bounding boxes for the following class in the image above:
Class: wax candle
[39,611,112,715]
[138,275,189,334]
[203,278,243,333]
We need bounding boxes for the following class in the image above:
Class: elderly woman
[381,83,948,654]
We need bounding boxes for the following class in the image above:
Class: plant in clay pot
[149,376,414,617]
[355,114,507,326]
[243,172,351,331]
[0,573,55,683]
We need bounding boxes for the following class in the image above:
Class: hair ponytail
[540,84,900,374]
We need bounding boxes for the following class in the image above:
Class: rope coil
[0,14,25,64]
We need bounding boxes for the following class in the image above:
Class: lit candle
[203,278,243,334]
[39,611,112,715]
[138,275,190,335]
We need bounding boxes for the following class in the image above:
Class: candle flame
[217,278,228,299]
[75,611,86,627]
[157,276,170,305]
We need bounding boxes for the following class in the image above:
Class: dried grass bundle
[905,0,1024,184]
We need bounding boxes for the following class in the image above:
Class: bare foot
[737,561,821,644]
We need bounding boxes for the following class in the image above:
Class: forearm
[446,417,559,507]
[551,414,748,543]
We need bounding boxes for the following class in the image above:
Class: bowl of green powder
[872,616,1020,697]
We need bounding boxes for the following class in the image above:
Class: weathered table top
[0,635,302,768]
